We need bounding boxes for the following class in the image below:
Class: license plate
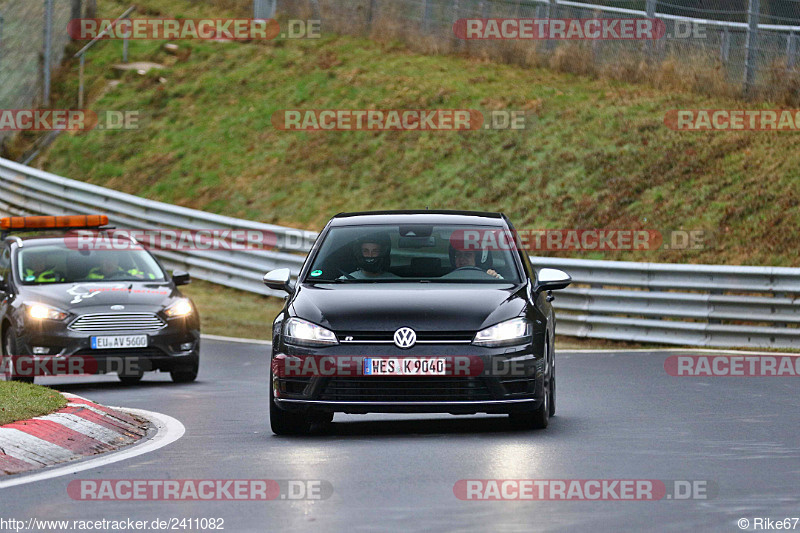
[90,335,148,350]
[363,357,446,376]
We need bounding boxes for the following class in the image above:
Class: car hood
[20,282,178,313]
[291,283,528,332]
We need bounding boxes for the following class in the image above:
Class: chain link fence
[0,0,78,150]
[276,0,800,100]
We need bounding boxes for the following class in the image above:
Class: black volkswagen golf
[264,211,571,434]
[0,215,200,384]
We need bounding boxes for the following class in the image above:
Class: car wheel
[509,341,551,430]
[269,376,312,435]
[171,362,199,383]
[509,386,549,430]
[118,370,144,385]
[549,340,556,417]
[2,329,34,384]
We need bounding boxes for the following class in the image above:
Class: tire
[509,388,549,430]
[549,339,556,417]
[509,340,551,430]
[269,376,312,435]
[118,371,143,385]
[171,362,199,383]
[2,329,34,384]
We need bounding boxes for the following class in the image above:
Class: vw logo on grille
[394,327,417,349]
[110,305,125,311]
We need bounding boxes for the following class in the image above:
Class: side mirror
[0,275,7,292]
[172,270,191,286]
[534,268,571,293]
[263,268,294,294]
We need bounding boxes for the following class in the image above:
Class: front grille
[69,313,166,332]
[73,348,166,358]
[319,377,493,402]
[338,331,474,344]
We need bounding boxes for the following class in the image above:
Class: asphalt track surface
[3,340,799,532]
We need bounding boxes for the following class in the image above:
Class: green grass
[0,382,67,426]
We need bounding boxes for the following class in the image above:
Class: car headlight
[28,303,68,321]
[473,318,532,347]
[284,318,338,347]
[165,299,193,318]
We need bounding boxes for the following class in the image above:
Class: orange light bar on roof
[0,215,109,231]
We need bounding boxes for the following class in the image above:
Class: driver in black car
[344,234,400,280]
[452,248,503,279]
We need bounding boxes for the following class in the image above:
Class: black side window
[0,247,10,285]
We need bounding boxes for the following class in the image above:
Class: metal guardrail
[1,157,799,349]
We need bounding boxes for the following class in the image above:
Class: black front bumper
[16,320,200,376]
[271,339,547,415]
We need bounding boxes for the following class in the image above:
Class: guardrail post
[787,32,797,70]
[43,0,54,106]
[744,0,760,96]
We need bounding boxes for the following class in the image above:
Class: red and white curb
[0,393,151,478]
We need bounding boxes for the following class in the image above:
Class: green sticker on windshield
[310,270,323,277]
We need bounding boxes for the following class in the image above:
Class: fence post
[422,0,431,33]
[744,0,760,96]
[0,13,4,72]
[70,0,82,39]
[366,0,376,32]
[546,0,557,51]
[645,0,657,60]
[78,54,85,108]
[43,0,54,106]
[721,26,730,64]
[787,32,797,70]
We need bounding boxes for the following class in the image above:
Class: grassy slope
[23,0,800,343]
[0,382,67,426]
[38,0,800,267]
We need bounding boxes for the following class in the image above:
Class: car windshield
[17,244,166,285]
[305,224,523,284]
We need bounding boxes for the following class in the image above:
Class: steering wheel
[453,266,485,272]
[337,268,356,280]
